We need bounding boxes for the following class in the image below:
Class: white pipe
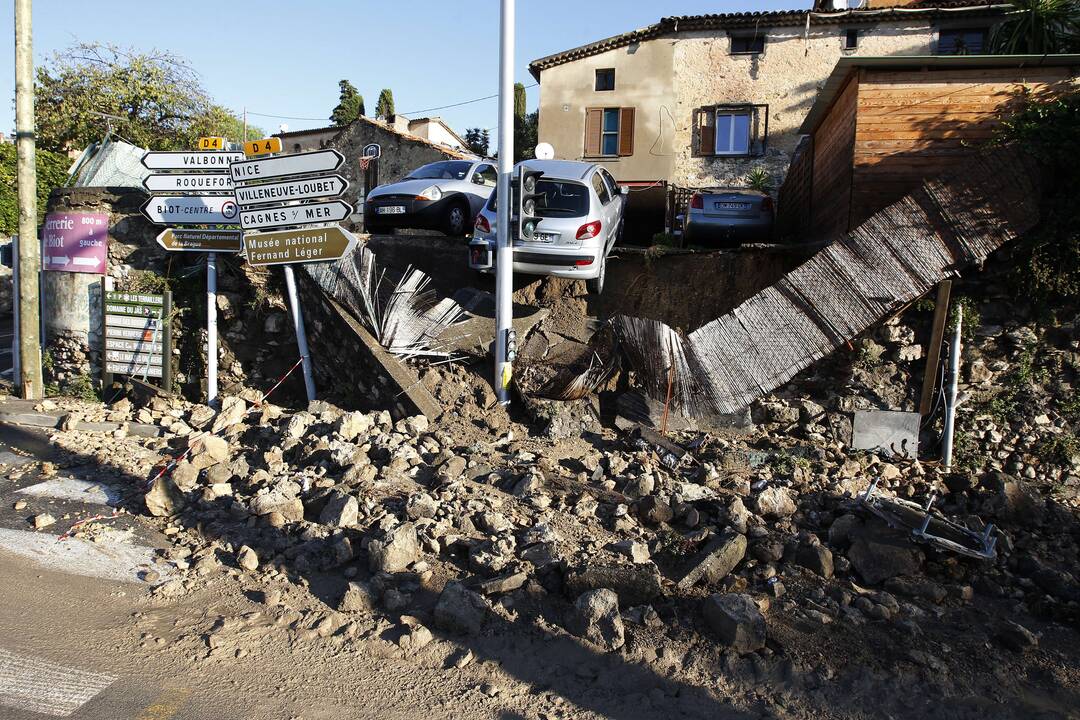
[283,265,316,403]
[207,251,218,405]
[941,311,962,471]
[494,0,515,406]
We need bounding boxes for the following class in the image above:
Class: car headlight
[418,185,443,201]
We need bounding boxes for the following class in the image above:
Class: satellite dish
[534,142,555,160]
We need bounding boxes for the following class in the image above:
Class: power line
[243,83,539,123]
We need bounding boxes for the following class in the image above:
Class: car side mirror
[620,186,629,195]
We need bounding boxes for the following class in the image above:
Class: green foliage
[1038,432,1080,466]
[34,43,250,153]
[119,269,170,294]
[514,111,539,163]
[994,88,1080,300]
[745,167,772,192]
[514,83,527,119]
[947,296,981,342]
[985,343,1047,421]
[951,429,981,474]
[0,143,72,236]
[330,80,364,126]
[855,338,884,368]
[651,232,677,247]
[989,0,1080,54]
[375,89,395,120]
[463,127,490,157]
[64,374,99,402]
[913,297,937,313]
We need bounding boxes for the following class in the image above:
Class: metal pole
[282,265,316,403]
[494,0,515,405]
[206,251,218,404]
[941,311,962,471]
[14,0,42,400]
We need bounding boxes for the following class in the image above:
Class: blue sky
[1,0,806,139]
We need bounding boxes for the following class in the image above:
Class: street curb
[0,411,163,438]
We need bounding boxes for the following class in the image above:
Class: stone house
[529,3,1008,232]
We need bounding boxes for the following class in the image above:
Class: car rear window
[487,180,589,218]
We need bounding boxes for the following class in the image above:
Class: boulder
[188,434,229,470]
[564,564,664,606]
[145,476,185,517]
[171,461,199,492]
[703,593,766,655]
[677,533,747,590]
[249,480,304,522]
[755,487,797,518]
[338,580,378,613]
[368,523,420,573]
[210,396,247,434]
[795,543,834,578]
[335,411,374,442]
[846,525,922,585]
[236,545,259,572]
[434,581,490,634]
[566,589,624,652]
[318,490,358,528]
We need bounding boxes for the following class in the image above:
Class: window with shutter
[694,104,770,157]
[584,108,603,156]
[585,107,634,157]
[618,108,634,156]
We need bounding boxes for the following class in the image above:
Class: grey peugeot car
[468,159,626,294]
[364,159,497,236]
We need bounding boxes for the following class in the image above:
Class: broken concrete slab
[852,410,920,459]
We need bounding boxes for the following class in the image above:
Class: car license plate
[377,206,406,215]
[535,232,558,244]
[715,201,750,211]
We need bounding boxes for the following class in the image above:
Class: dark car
[683,188,774,246]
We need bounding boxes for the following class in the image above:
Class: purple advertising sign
[41,212,109,273]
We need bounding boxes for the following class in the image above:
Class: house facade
[530,4,1008,194]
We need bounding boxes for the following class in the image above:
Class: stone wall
[671,23,933,189]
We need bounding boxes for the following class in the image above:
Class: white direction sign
[141,196,239,226]
[239,200,352,231]
[142,152,244,170]
[144,174,235,193]
[234,175,349,207]
[230,149,344,183]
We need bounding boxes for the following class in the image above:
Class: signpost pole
[206,251,218,404]
[494,0,515,406]
[282,266,316,403]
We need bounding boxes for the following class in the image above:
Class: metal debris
[632,425,697,470]
[859,479,997,561]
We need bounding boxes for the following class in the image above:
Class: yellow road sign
[197,136,225,150]
[244,137,283,157]
[244,225,357,267]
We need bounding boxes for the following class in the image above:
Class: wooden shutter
[698,110,715,156]
[618,107,635,156]
[584,108,602,157]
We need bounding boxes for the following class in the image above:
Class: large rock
[368,523,420,573]
[338,580,378,612]
[754,487,797,518]
[188,434,229,470]
[335,411,374,442]
[171,461,199,492]
[703,593,766,655]
[846,525,922,585]
[210,396,247,434]
[433,581,490,634]
[564,564,664,606]
[249,480,304,522]
[677,533,747,590]
[795,543,834,578]
[566,589,624,652]
[318,490,358,528]
[144,476,185,517]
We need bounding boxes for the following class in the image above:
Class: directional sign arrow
[141,151,243,170]
[143,174,235,193]
[243,225,358,267]
[234,174,349,207]
[239,200,353,231]
[156,228,244,253]
[230,149,344,184]
[141,195,239,226]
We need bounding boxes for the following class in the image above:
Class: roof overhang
[798,53,1080,135]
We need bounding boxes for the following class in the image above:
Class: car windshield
[487,179,589,217]
[405,161,474,180]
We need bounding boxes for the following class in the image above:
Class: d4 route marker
[243,225,357,267]
[230,149,344,183]
[197,136,226,150]
[244,137,282,156]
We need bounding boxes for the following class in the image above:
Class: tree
[989,0,1080,54]
[0,144,72,235]
[375,89,395,120]
[34,43,249,152]
[463,127,490,156]
[331,80,365,126]
[514,82,527,119]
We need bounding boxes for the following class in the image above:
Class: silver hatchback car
[468,160,626,294]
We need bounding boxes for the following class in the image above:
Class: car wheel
[443,201,468,237]
[586,256,606,295]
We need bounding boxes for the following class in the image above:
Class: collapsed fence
[605,146,1041,418]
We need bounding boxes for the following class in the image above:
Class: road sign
[198,136,225,150]
[244,225,357,267]
[156,228,244,253]
[41,212,108,274]
[103,291,170,381]
[234,174,348,206]
[143,174,235,193]
[239,200,352,231]
[142,151,244,170]
[141,196,239,226]
[244,137,283,156]
[230,149,344,183]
